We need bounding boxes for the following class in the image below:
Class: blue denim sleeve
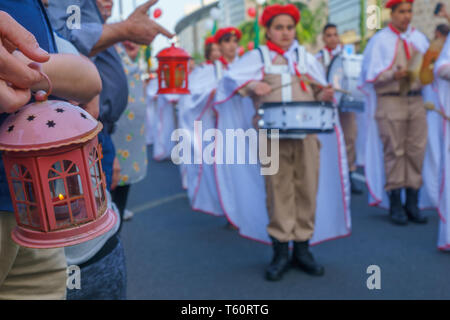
[47,0,103,56]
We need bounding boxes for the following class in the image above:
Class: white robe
[146,79,158,146]
[317,45,367,168]
[214,41,352,245]
[152,94,179,161]
[358,26,434,209]
[178,62,225,216]
[434,36,450,250]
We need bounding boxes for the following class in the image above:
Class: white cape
[146,79,158,146]
[359,26,434,209]
[178,63,225,216]
[152,93,178,161]
[434,36,450,250]
[214,43,352,245]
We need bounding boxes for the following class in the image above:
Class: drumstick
[271,77,352,95]
[425,102,450,121]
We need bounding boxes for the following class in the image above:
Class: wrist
[111,21,129,42]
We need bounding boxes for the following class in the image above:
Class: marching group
[0,0,450,300]
[149,0,450,283]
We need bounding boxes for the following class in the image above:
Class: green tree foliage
[238,0,327,52]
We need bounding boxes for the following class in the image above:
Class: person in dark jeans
[47,0,173,299]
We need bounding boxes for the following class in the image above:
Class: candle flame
[58,194,65,201]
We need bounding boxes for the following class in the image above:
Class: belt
[380,91,422,97]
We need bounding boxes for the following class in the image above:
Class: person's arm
[0,11,50,113]
[242,81,272,97]
[13,52,102,104]
[48,0,173,58]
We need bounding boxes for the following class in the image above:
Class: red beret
[214,27,242,43]
[204,36,216,46]
[386,0,414,9]
[261,4,301,27]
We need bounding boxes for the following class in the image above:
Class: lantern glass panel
[11,164,19,178]
[51,161,63,174]
[13,180,25,201]
[24,170,32,180]
[29,205,41,228]
[94,188,101,211]
[17,203,29,225]
[55,201,72,228]
[175,64,186,88]
[49,178,67,199]
[72,198,88,223]
[67,174,83,198]
[24,181,36,203]
[64,160,79,173]
[161,64,170,89]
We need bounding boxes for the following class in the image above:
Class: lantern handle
[29,63,53,101]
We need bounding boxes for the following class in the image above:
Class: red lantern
[156,44,191,95]
[0,82,117,249]
[153,8,162,19]
[247,7,256,18]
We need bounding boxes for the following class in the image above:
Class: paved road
[121,147,450,300]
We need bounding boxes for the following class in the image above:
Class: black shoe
[265,238,290,281]
[350,175,363,195]
[404,188,428,224]
[292,241,325,276]
[389,189,408,225]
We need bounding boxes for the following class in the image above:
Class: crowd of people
[0,0,449,300]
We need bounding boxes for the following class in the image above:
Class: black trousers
[111,185,131,234]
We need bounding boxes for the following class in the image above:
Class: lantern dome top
[156,44,190,59]
[0,100,102,152]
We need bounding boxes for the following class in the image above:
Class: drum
[257,101,336,139]
[327,53,365,112]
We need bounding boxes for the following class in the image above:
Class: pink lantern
[156,44,191,95]
[248,41,255,50]
[0,83,117,249]
[247,7,256,18]
[153,8,162,19]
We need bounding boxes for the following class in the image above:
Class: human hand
[0,11,50,112]
[249,81,272,97]
[123,0,174,45]
[319,85,334,102]
[81,95,100,119]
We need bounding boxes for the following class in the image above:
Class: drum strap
[259,45,308,102]
[214,60,223,81]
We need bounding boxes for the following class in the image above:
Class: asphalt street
[121,146,450,300]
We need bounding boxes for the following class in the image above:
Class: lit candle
[53,194,80,221]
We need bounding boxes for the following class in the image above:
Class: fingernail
[35,47,49,56]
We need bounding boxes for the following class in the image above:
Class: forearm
[36,54,102,103]
[89,22,129,57]
[238,81,259,97]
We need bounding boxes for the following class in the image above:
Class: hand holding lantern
[0,72,117,248]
